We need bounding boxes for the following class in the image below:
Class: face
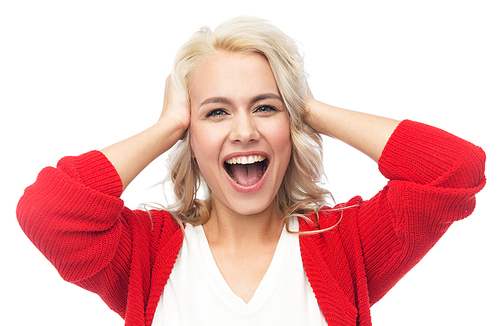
[189,52,291,217]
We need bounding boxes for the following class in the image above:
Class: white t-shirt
[151,217,327,325]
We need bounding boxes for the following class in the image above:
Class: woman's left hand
[304,97,400,162]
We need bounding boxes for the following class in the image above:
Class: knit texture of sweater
[17,120,486,325]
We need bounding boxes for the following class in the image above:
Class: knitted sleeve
[16,150,160,318]
[357,120,486,305]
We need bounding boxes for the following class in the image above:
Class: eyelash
[206,109,227,117]
[254,105,277,113]
[206,105,278,118]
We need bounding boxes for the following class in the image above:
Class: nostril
[229,129,260,143]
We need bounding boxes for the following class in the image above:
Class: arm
[305,98,486,305]
[306,98,400,162]
[358,120,486,303]
[102,76,190,189]
[16,76,189,317]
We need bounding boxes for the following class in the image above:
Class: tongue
[231,162,263,186]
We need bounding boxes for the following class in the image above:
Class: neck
[202,198,284,250]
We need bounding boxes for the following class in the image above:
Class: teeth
[225,155,266,165]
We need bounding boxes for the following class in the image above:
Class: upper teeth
[225,155,266,165]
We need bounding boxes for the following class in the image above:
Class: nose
[228,113,260,144]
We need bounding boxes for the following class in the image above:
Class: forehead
[189,52,280,105]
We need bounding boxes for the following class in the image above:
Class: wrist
[305,98,336,137]
[153,118,188,153]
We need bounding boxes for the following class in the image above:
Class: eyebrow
[199,93,283,108]
[250,93,283,104]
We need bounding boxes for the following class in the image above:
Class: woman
[17,17,486,326]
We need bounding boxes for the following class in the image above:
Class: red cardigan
[17,120,486,326]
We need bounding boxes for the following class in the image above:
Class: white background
[1,0,499,325]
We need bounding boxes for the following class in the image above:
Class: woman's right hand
[159,75,191,134]
[101,75,191,190]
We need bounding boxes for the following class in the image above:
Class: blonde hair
[166,16,333,227]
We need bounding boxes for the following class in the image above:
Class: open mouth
[224,155,268,186]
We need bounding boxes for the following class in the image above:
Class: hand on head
[159,75,191,134]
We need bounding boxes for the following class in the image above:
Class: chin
[221,193,278,217]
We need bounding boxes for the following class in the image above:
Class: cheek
[189,122,222,164]
[189,126,222,195]
[268,120,292,155]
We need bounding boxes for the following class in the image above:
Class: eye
[254,105,277,113]
[206,109,227,118]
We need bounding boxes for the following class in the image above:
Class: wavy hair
[165,16,334,228]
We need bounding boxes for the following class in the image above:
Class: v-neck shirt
[151,216,327,325]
